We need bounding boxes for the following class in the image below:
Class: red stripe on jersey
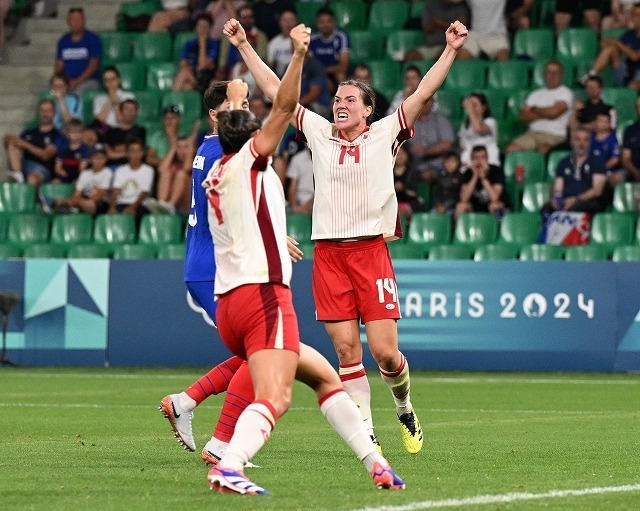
[208,188,224,225]
[398,104,407,130]
[295,106,305,130]
[253,172,283,283]
[258,284,280,353]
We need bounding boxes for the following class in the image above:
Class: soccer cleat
[398,407,423,454]
[159,394,196,452]
[208,466,269,495]
[371,434,383,455]
[371,461,406,490]
[202,445,260,468]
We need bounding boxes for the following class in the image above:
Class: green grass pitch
[1,368,639,510]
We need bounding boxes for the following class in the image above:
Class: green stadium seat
[385,30,424,61]
[522,182,552,212]
[519,243,565,260]
[368,1,409,30]
[349,30,386,64]
[172,31,196,61]
[146,62,178,91]
[388,242,426,259]
[368,60,402,93]
[23,243,67,258]
[161,91,203,128]
[531,60,575,88]
[403,59,437,75]
[295,1,324,28]
[130,90,163,122]
[512,28,554,60]
[93,214,137,252]
[428,244,472,260]
[115,62,146,92]
[330,1,367,31]
[487,60,531,93]
[497,118,527,151]
[0,214,9,241]
[117,0,160,31]
[499,212,542,246]
[132,32,172,62]
[416,181,431,211]
[410,1,423,19]
[407,212,452,251]
[157,243,186,260]
[7,214,50,250]
[286,213,312,241]
[68,244,111,259]
[612,245,640,262]
[81,90,102,125]
[453,213,499,249]
[297,242,315,260]
[0,244,22,258]
[613,182,640,213]
[473,243,519,260]
[435,89,462,121]
[100,31,132,65]
[602,27,627,41]
[113,243,157,259]
[138,214,184,247]
[475,88,506,120]
[50,214,94,247]
[556,28,598,65]
[546,150,571,180]
[505,89,532,121]
[601,88,639,125]
[589,212,635,254]
[503,151,546,184]
[443,60,487,91]
[40,183,75,200]
[564,244,609,261]
[0,183,36,213]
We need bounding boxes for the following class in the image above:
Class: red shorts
[216,283,301,359]
[313,236,401,322]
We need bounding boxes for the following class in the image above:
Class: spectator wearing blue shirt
[173,11,219,92]
[48,73,83,130]
[54,118,89,184]
[621,96,640,181]
[310,7,351,88]
[300,53,331,118]
[590,111,622,188]
[54,7,102,95]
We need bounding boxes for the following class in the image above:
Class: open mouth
[336,112,348,120]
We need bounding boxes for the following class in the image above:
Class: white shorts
[463,32,510,59]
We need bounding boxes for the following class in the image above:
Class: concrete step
[0,108,33,125]
[0,94,37,110]
[3,43,55,67]
[21,17,67,35]
[0,65,53,93]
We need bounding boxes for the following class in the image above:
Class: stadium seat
[50,214,94,248]
[0,244,22,258]
[93,214,137,252]
[531,60,575,88]
[330,1,367,31]
[7,214,50,250]
[388,242,426,259]
[297,242,315,260]
[40,183,75,200]
[475,88,506,120]
[157,243,186,260]
[546,150,571,180]
[80,90,101,125]
[453,213,499,249]
[473,243,519,261]
[130,90,162,122]
[407,212,452,251]
[368,1,409,30]
[589,212,635,254]
[138,214,184,247]
[0,183,36,213]
[612,245,640,262]
[116,0,160,31]
[132,32,172,62]
[522,182,552,212]
[435,89,462,121]
[497,118,527,151]
[349,30,386,64]
[146,62,178,91]
[564,244,609,261]
[68,244,111,259]
[556,28,598,65]
[487,60,531,93]
[161,91,203,128]
[0,215,9,241]
[172,31,195,61]
[601,88,639,125]
[295,1,324,28]
[385,30,424,61]
[23,243,67,258]
[512,28,554,60]
[530,0,555,28]
[113,243,157,259]
[505,89,532,121]
[499,212,542,247]
[443,60,487,91]
[100,31,132,65]
[286,213,312,241]
[428,244,472,260]
[613,182,640,213]
[115,62,146,91]
[503,151,546,184]
[518,243,565,261]
[368,60,402,93]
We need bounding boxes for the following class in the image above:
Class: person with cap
[53,143,113,215]
[146,104,184,168]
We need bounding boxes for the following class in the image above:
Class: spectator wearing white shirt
[286,147,314,214]
[93,67,135,129]
[456,0,510,61]
[267,9,297,78]
[108,138,154,220]
[458,92,500,168]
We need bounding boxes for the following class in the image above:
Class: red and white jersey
[204,138,291,296]
[294,105,413,240]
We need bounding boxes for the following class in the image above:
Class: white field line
[348,483,640,511]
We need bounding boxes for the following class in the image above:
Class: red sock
[185,356,243,404]
[213,361,254,442]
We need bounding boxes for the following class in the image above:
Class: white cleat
[159,394,196,452]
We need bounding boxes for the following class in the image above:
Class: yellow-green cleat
[371,434,383,455]
[398,407,423,454]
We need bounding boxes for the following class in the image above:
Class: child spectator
[432,151,463,215]
[54,118,89,184]
[394,145,424,220]
[49,73,83,130]
[108,138,154,220]
[104,99,146,169]
[590,111,622,187]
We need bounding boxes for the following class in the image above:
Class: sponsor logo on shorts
[385,304,395,310]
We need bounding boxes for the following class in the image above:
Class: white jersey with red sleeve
[204,137,292,296]
[294,104,414,240]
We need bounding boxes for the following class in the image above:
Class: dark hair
[126,137,145,150]
[217,110,262,154]
[316,7,335,18]
[585,75,603,88]
[464,92,492,128]
[50,73,70,86]
[120,98,138,111]
[66,118,84,130]
[204,81,231,111]
[404,65,422,77]
[102,66,120,78]
[194,11,213,24]
[443,150,460,161]
[68,7,84,14]
[471,144,488,156]
[337,79,376,125]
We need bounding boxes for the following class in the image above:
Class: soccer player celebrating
[204,23,404,495]
[223,17,469,455]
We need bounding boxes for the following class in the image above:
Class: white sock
[339,363,375,437]
[219,401,275,471]
[178,392,197,412]
[205,436,228,457]
[320,390,385,472]
[379,353,412,417]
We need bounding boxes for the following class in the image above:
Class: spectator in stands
[570,75,615,132]
[432,151,463,215]
[542,127,607,215]
[583,4,640,90]
[407,97,454,183]
[591,111,621,184]
[455,0,510,61]
[458,92,500,169]
[505,60,573,155]
[286,146,314,215]
[404,0,470,61]
[349,64,389,122]
[603,0,637,30]
[387,65,422,115]
[54,7,102,94]
[53,118,88,184]
[0,0,12,59]
[505,0,534,33]
[146,104,181,168]
[53,143,112,215]
[217,5,268,80]
[148,0,191,32]
[555,0,600,34]
[267,9,297,78]
[310,7,350,88]
[621,96,640,181]
[48,73,83,130]
[173,11,219,92]
[93,66,136,130]
[206,0,246,40]
[152,135,195,215]
[3,99,61,186]
[394,145,424,220]
[108,138,154,220]
[456,144,510,218]
[252,0,296,40]
[300,51,331,118]
[103,99,146,169]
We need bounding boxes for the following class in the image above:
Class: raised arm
[402,21,467,128]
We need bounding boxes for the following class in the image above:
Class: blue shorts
[23,158,52,182]
[186,280,217,326]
